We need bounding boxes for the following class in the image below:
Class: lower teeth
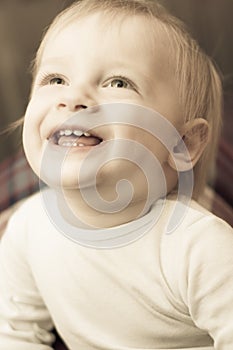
[61,142,85,147]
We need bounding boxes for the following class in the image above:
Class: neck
[54,165,178,229]
[56,188,150,229]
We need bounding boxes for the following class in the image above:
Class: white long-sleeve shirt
[0,190,233,350]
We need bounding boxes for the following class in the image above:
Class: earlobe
[168,118,209,172]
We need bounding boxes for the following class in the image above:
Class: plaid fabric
[215,139,233,207]
[0,148,39,213]
[199,186,233,227]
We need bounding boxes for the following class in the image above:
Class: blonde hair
[30,0,223,198]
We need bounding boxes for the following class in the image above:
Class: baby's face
[23,12,182,200]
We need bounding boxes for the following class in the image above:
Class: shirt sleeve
[0,207,55,350]
[180,216,233,350]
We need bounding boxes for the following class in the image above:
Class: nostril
[58,103,66,108]
[57,102,88,111]
[75,105,87,110]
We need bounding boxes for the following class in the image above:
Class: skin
[23,13,190,228]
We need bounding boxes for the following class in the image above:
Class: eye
[37,73,67,86]
[103,76,135,90]
[108,78,129,88]
[49,77,66,85]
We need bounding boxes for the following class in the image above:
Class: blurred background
[0,0,232,217]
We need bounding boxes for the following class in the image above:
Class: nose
[56,86,97,112]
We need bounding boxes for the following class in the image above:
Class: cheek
[143,136,169,163]
[124,127,170,164]
[22,121,43,178]
[23,102,42,155]
[25,88,53,120]
[23,88,57,144]
[112,127,170,171]
[22,91,52,176]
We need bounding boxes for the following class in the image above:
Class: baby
[0,0,232,349]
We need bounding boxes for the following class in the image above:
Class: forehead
[41,12,173,71]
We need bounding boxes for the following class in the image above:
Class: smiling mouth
[49,128,103,147]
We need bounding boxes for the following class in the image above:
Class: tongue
[58,135,101,146]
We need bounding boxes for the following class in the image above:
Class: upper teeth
[74,130,83,136]
[59,130,91,137]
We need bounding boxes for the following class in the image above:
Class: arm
[0,208,55,350]
[181,217,233,349]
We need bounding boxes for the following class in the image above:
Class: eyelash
[37,73,67,86]
[103,75,136,90]
[36,73,137,91]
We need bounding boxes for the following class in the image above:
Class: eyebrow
[40,56,69,66]
[38,56,152,94]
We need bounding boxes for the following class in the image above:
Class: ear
[168,118,209,172]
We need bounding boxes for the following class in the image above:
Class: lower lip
[48,140,105,153]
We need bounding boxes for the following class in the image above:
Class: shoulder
[170,201,233,336]
[153,195,233,264]
[162,196,232,240]
[159,197,233,298]
[182,199,232,247]
[2,189,51,242]
[161,197,233,261]
[8,188,50,223]
[0,192,42,261]
[179,200,233,264]
[1,188,66,262]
